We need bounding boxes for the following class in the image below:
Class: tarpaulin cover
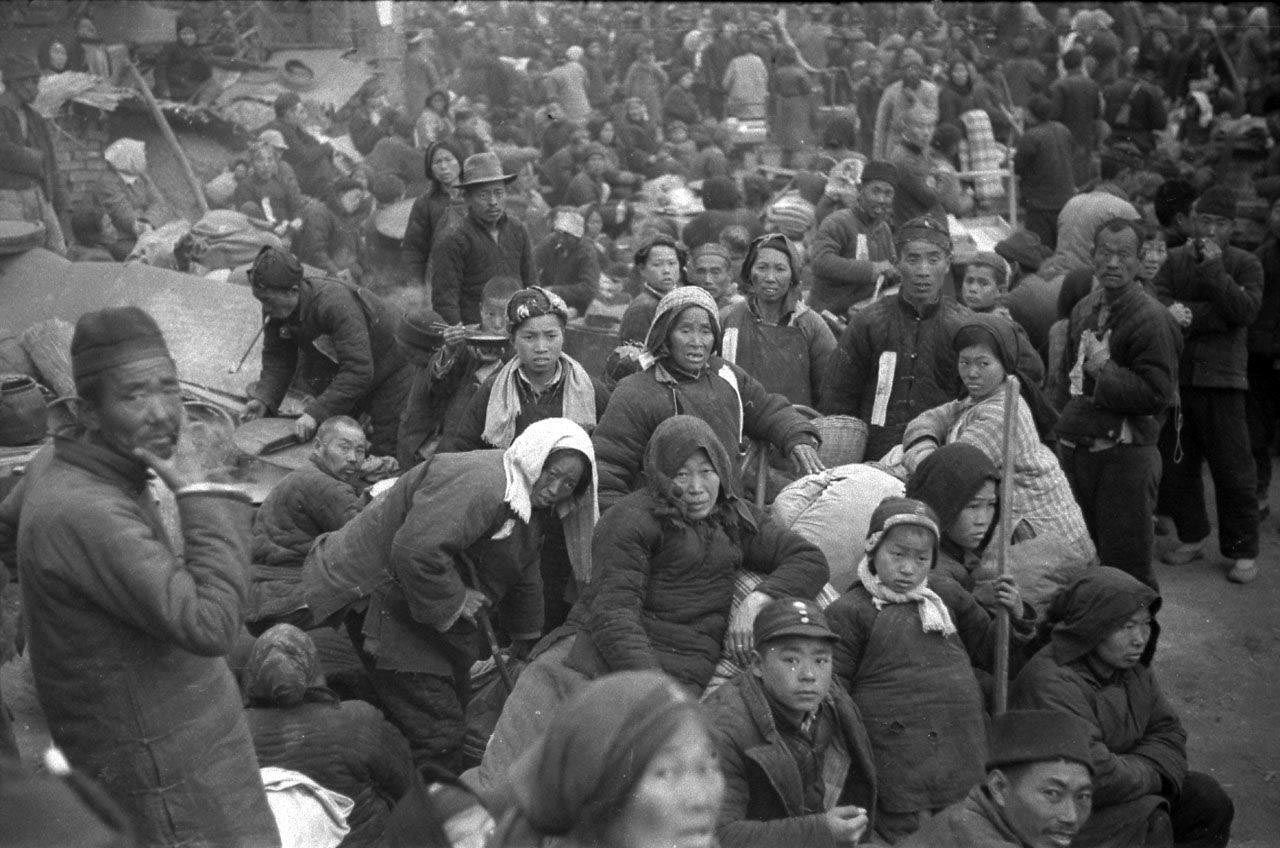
[214,49,377,133]
[0,249,262,398]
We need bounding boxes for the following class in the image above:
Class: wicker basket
[813,415,868,466]
[19,318,75,399]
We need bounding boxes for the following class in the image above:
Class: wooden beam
[123,60,209,218]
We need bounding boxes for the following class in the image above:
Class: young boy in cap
[0,54,68,253]
[899,709,1096,847]
[705,597,877,848]
[242,245,411,458]
[824,497,1034,843]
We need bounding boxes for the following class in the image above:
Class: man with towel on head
[534,207,602,316]
[242,245,411,458]
[10,306,279,847]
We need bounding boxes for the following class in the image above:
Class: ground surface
[2,471,1279,844]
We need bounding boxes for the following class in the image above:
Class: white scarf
[482,353,597,449]
[857,556,956,635]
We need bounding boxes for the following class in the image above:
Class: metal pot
[0,374,48,446]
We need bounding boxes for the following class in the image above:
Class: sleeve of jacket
[437,378,493,454]
[399,195,435,287]
[1009,318,1046,385]
[50,489,252,656]
[591,377,661,511]
[296,202,339,274]
[307,287,377,422]
[582,501,663,671]
[810,214,880,302]
[498,546,544,641]
[547,243,601,315]
[902,400,961,450]
[1011,659,1168,806]
[734,363,819,454]
[1127,672,1190,795]
[1090,311,1180,417]
[279,163,306,220]
[818,318,872,416]
[933,575,1030,674]
[432,229,468,324]
[804,313,839,409]
[95,175,139,239]
[825,594,873,692]
[305,477,363,533]
[1189,253,1264,330]
[520,226,536,287]
[344,700,417,804]
[251,319,300,412]
[741,512,829,598]
[0,110,45,178]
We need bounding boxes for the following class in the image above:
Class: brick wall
[51,113,110,207]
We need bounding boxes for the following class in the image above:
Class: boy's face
[961,265,1001,311]
[872,525,935,593]
[480,297,509,334]
[751,636,834,718]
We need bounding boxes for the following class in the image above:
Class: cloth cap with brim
[967,251,1010,287]
[396,308,447,353]
[860,159,899,188]
[258,129,289,150]
[250,245,304,291]
[867,497,940,547]
[1194,185,1237,220]
[754,598,838,645]
[995,229,1052,272]
[987,710,1097,775]
[1,54,40,82]
[895,214,952,252]
[71,306,173,381]
[458,151,518,188]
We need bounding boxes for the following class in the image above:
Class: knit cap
[765,196,816,240]
[249,245,303,290]
[860,159,899,188]
[987,710,1097,775]
[71,306,172,381]
[864,497,940,558]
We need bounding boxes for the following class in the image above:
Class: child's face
[752,637,834,718]
[480,297,509,334]
[873,525,935,593]
[961,265,1001,311]
[946,480,998,552]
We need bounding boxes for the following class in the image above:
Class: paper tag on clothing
[490,518,516,540]
[261,196,276,224]
[855,233,869,261]
[721,327,739,364]
[871,351,896,427]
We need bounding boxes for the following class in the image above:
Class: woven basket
[19,318,75,399]
[813,415,868,466]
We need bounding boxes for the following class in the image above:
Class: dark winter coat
[296,196,363,276]
[246,699,415,848]
[0,90,67,207]
[1013,120,1076,212]
[682,209,764,251]
[618,285,667,345]
[1011,567,1185,847]
[1102,78,1168,154]
[1251,237,1280,359]
[897,784,1034,848]
[1153,242,1263,390]
[809,206,896,315]
[567,416,828,690]
[349,109,401,157]
[1049,73,1103,149]
[534,231,601,314]
[14,436,279,847]
[232,161,306,222]
[721,296,837,408]
[704,671,878,848]
[438,367,609,454]
[431,210,536,324]
[266,119,337,198]
[399,189,464,288]
[825,574,1031,814]
[157,40,212,102]
[397,345,506,468]
[252,459,362,569]
[1054,283,1182,446]
[251,274,408,424]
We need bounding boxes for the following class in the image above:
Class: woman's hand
[791,443,825,477]
[727,590,771,666]
[993,575,1023,617]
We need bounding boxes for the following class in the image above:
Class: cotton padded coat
[704,670,878,848]
[13,437,279,847]
[252,459,363,569]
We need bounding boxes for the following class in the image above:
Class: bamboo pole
[123,60,209,217]
[992,374,1020,715]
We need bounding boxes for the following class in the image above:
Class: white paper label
[871,351,897,426]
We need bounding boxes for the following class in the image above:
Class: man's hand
[459,588,490,625]
[823,805,869,846]
[1168,302,1193,328]
[441,323,469,347]
[993,574,1024,617]
[293,413,318,442]
[1198,238,1223,263]
[241,399,267,422]
[791,443,825,477]
[727,590,771,666]
[133,446,201,492]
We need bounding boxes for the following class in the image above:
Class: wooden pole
[124,60,209,217]
[992,374,1020,715]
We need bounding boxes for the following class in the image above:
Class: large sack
[769,464,905,592]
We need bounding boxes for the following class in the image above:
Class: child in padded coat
[823,497,1035,844]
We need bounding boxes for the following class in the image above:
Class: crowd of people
[1,1,1277,847]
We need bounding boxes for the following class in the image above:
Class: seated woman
[242,624,416,848]
[487,671,723,848]
[901,315,1095,605]
[721,233,837,409]
[824,497,1034,844]
[595,286,824,511]
[92,138,173,258]
[1011,568,1234,848]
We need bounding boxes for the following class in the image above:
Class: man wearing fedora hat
[0,53,68,254]
[430,151,535,325]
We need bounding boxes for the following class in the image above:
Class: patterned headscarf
[506,286,569,333]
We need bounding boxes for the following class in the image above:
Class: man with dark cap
[1153,186,1263,584]
[1014,94,1076,250]
[430,152,535,325]
[266,90,338,198]
[7,306,279,846]
[0,54,67,253]
[1012,568,1234,848]
[704,598,876,848]
[899,710,1096,847]
[242,245,411,457]
[809,160,898,318]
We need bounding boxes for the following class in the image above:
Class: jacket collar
[895,291,942,318]
[967,785,1030,845]
[747,290,805,326]
[54,434,152,496]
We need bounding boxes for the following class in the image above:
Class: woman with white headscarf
[91,137,173,255]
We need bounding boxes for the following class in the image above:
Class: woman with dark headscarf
[1011,568,1234,848]
[901,315,1095,605]
[400,140,466,291]
[721,233,837,407]
[594,287,823,510]
[156,14,216,104]
[243,624,416,848]
[488,671,724,848]
[905,442,1001,597]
